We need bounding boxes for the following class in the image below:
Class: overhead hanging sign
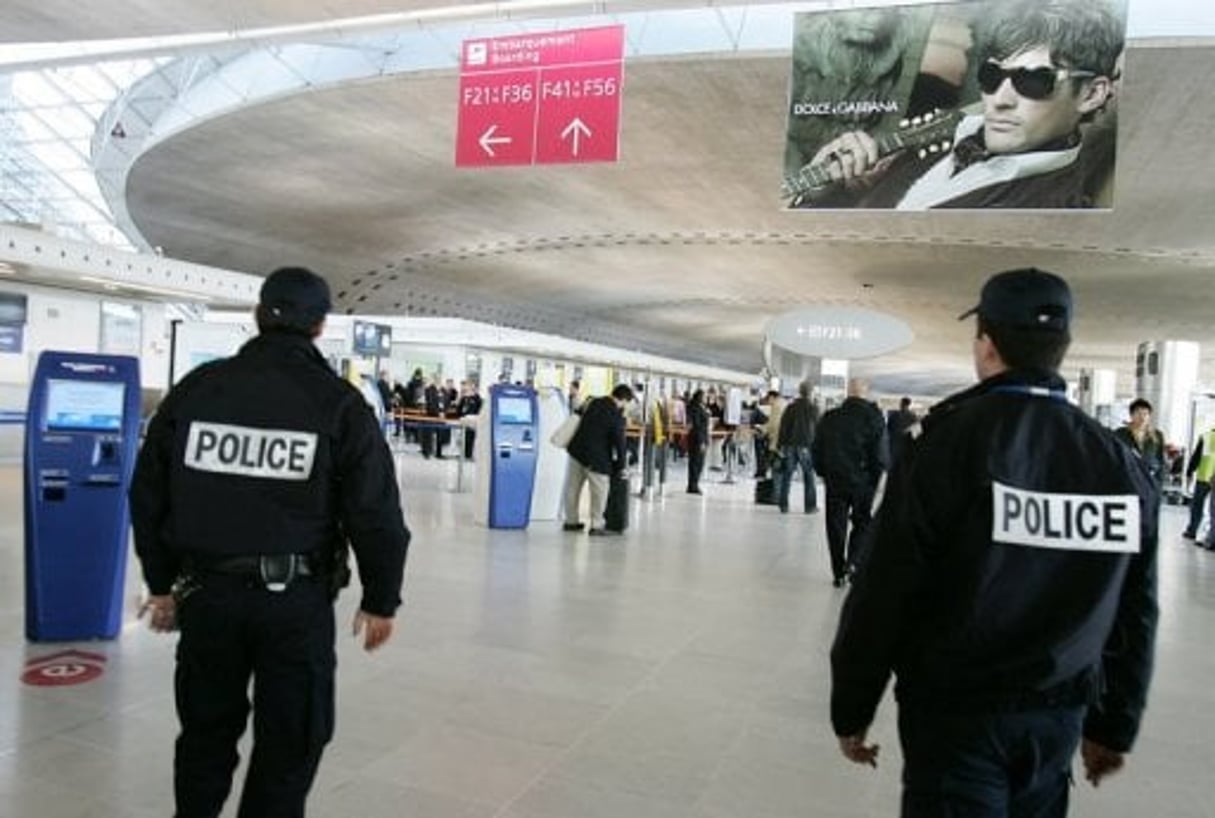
[764,307,914,359]
[456,25,624,168]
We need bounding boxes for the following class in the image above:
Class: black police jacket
[130,331,409,617]
[831,369,1159,753]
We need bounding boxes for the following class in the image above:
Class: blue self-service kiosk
[488,384,539,529]
[24,352,141,641]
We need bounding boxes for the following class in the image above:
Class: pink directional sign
[456,25,624,168]
[455,70,537,166]
[535,63,622,164]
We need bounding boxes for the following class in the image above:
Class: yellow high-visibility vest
[1197,429,1215,482]
[653,399,666,445]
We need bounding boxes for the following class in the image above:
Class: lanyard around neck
[988,384,1069,403]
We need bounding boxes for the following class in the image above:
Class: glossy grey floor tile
[1,457,1213,818]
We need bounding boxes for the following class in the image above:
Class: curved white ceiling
[3,0,1214,397]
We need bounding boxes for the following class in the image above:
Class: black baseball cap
[958,267,1072,332]
[259,267,332,329]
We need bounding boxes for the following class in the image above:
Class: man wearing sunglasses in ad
[796,0,1123,210]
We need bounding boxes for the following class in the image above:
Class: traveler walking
[775,379,820,514]
[813,379,887,585]
[1113,398,1166,486]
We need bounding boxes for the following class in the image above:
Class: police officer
[830,268,1158,816]
[130,267,410,818]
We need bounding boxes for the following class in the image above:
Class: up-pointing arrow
[479,125,512,157]
[560,118,592,157]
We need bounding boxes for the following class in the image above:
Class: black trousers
[687,443,706,492]
[421,425,445,458]
[899,705,1084,818]
[1185,480,1211,536]
[174,575,335,818]
[824,481,875,580]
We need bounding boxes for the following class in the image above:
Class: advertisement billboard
[782,0,1127,210]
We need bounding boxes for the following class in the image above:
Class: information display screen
[353,321,392,356]
[496,396,533,424]
[44,379,125,432]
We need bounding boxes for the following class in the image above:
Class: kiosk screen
[44,379,125,432]
[497,396,533,424]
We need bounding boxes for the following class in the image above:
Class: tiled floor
[1,453,1213,817]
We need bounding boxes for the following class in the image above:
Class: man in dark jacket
[885,396,918,466]
[775,379,820,513]
[831,268,1159,816]
[813,379,887,586]
[563,384,634,536]
[420,374,447,459]
[455,380,483,461]
[685,388,711,494]
[392,368,424,440]
[130,267,410,818]
[375,370,395,423]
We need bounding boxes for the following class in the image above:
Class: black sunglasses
[977,61,1097,100]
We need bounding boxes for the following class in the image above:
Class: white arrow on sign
[560,118,593,157]
[479,125,512,157]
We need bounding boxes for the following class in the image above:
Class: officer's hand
[352,610,394,652]
[139,594,177,633]
[1081,738,1125,787]
[838,731,880,768]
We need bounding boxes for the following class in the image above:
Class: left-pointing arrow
[479,125,513,157]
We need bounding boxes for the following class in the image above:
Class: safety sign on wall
[456,25,624,167]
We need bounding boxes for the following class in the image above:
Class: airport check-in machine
[474,384,539,529]
[24,352,141,641]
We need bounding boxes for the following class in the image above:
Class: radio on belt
[24,352,142,641]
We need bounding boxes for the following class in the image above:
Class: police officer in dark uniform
[130,267,410,818]
[830,268,1159,816]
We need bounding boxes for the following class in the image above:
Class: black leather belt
[188,553,317,592]
[197,555,313,576]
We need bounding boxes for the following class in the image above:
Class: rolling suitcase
[604,474,630,532]
[754,477,776,505]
